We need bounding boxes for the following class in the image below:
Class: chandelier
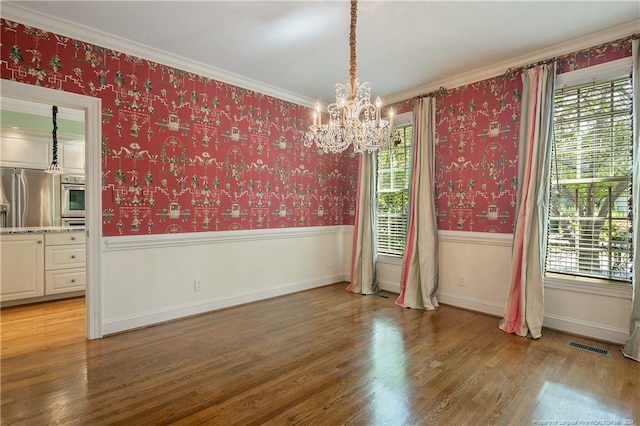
[304,0,394,154]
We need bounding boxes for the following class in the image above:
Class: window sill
[544,273,632,300]
[376,254,404,266]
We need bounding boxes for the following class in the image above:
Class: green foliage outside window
[547,76,633,282]
[376,124,412,256]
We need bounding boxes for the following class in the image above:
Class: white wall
[101,225,351,334]
[100,224,631,343]
[377,230,633,344]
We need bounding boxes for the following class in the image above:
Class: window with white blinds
[376,124,412,257]
[546,75,633,282]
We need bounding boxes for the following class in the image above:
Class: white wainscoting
[378,230,513,313]
[377,255,402,294]
[376,229,632,344]
[101,225,631,342]
[544,276,631,344]
[101,225,351,335]
[435,230,513,316]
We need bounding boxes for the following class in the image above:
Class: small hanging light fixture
[44,105,63,174]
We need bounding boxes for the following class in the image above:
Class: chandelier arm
[349,0,357,99]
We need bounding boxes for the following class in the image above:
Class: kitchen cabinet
[0,233,45,301]
[0,230,86,303]
[0,130,50,169]
[0,128,84,173]
[60,141,85,175]
[45,231,86,294]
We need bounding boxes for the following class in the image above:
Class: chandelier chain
[349,0,357,99]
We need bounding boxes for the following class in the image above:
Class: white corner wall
[377,230,633,344]
[101,225,351,334]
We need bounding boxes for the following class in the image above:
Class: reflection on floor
[1,286,638,424]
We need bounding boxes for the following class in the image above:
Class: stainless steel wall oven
[60,174,85,220]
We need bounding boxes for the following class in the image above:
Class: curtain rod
[504,32,639,77]
[405,32,639,103]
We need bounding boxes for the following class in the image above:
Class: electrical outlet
[458,274,465,287]
[194,279,203,292]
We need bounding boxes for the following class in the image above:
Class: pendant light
[44,105,63,174]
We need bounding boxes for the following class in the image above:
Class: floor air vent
[567,341,611,357]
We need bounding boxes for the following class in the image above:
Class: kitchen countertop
[0,226,86,235]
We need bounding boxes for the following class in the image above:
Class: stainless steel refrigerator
[0,167,56,228]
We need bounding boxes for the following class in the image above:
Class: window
[376,121,412,256]
[546,72,633,283]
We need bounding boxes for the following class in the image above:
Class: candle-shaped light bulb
[375,97,382,124]
[313,111,318,127]
[389,109,394,128]
[316,103,321,126]
[375,97,382,108]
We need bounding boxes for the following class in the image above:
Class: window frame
[545,57,634,292]
[375,112,413,261]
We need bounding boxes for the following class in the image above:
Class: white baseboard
[542,313,629,345]
[437,292,505,317]
[102,274,343,335]
[379,280,400,294]
[437,291,629,344]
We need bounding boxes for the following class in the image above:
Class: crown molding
[4,4,637,110]
[386,19,640,105]
[1,3,316,108]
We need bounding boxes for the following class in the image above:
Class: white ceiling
[4,1,640,106]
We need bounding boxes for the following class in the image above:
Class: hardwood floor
[1,284,638,425]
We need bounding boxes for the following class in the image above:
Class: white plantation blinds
[546,76,633,282]
[376,124,412,256]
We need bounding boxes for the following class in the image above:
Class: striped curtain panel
[347,152,378,295]
[395,97,439,310]
[499,63,556,338]
[623,39,639,362]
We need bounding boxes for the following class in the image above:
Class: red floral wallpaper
[0,19,358,236]
[434,75,522,232]
[1,18,634,237]
[556,37,633,74]
[393,37,634,233]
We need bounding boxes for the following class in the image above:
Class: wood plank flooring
[1,284,639,425]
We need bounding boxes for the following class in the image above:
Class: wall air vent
[567,341,611,357]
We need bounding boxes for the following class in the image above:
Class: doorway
[1,79,102,339]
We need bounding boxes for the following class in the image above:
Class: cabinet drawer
[46,232,86,246]
[45,245,86,270]
[46,268,86,294]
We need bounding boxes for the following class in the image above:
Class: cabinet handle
[71,237,76,241]
[71,255,76,259]
[37,240,43,244]
[71,279,76,283]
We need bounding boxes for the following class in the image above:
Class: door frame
[2,79,103,339]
